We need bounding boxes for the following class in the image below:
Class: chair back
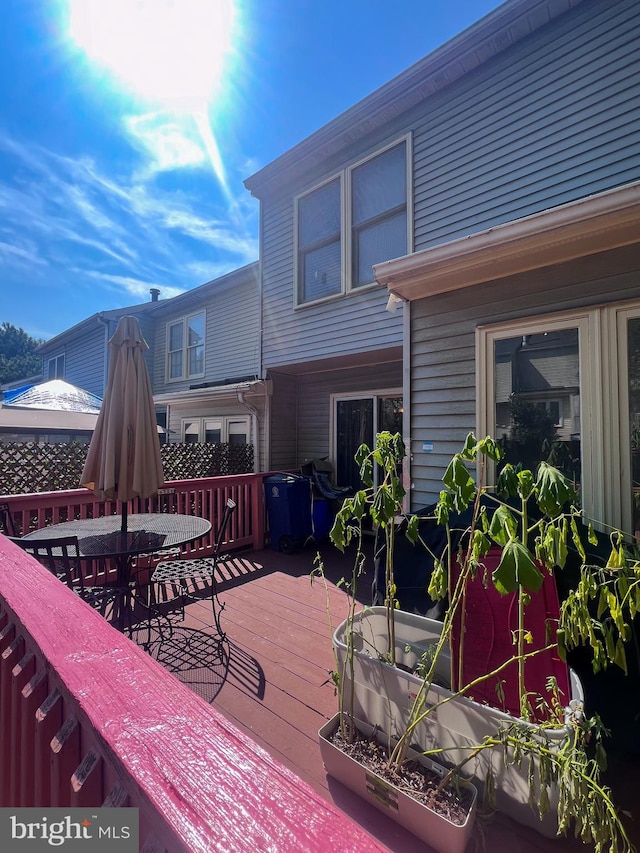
[212,498,237,560]
[0,502,18,537]
[14,536,85,592]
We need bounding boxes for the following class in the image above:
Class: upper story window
[295,138,409,306]
[166,312,205,381]
[47,354,65,380]
[298,177,342,303]
[352,143,407,287]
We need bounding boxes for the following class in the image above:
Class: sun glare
[67,0,237,111]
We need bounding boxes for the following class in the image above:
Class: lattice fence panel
[0,441,255,495]
[0,442,88,495]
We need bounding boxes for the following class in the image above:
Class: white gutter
[153,379,270,406]
[374,181,640,302]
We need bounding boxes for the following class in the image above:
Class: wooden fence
[0,536,385,852]
[0,472,269,554]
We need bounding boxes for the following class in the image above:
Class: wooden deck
[139,540,640,853]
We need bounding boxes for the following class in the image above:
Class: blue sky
[1,0,503,342]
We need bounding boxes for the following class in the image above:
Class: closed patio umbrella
[81,315,164,531]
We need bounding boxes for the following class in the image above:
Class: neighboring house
[0,379,102,444]
[33,264,264,468]
[36,297,159,399]
[151,263,266,471]
[359,0,640,541]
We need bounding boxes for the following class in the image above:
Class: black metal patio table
[22,513,212,638]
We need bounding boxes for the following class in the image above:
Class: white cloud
[0,127,259,316]
[80,269,185,301]
[0,239,49,267]
[125,112,207,176]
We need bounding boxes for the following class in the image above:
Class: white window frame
[612,302,640,535]
[166,311,206,382]
[477,300,640,535]
[180,416,250,445]
[47,354,65,380]
[477,309,603,528]
[330,387,403,485]
[294,135,412,308]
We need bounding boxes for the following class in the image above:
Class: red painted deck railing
[0,472,271,553]
[0,536,386,853]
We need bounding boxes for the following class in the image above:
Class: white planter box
[319,713,477,853]
[334,606,584,837]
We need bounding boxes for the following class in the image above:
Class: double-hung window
[297,177,342,303]
[166,312,205,381]
[295,138,409,305]
[47,354,65,380]
[351,142,407,287]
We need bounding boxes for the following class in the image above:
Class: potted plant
[320,431,637,852]
[314,433,478,853]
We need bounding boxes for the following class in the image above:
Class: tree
[0,323,43,385]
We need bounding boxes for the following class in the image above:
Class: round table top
[22,513,212,559]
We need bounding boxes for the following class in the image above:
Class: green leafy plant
[319,430,638,852]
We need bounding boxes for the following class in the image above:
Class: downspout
[402,299,412,512]
[256,201,270,470]
[384,291,411,511]
[237,386,260,474]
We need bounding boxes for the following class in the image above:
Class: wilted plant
[319,431,638,851]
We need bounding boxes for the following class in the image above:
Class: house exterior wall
[151,265,259,395]
[256,0,639,374]
[37,308,157,399]
[54,324,107,397]
[260,196,404,370]
[410,0,640,251]
[164,389,268,473]
[269,372,298,470]
[408,247,640,509]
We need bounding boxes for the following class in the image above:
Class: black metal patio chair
[149,498,237,641]
[0,502,18,537]
[13,535,132,628]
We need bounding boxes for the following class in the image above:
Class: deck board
[142,542,639,853]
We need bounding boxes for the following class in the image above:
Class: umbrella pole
[121,501,128,533]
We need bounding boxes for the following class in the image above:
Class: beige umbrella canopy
[81,315,164,531]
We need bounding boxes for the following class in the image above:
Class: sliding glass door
[334,393,402,489]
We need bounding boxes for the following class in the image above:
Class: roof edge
[374,181,640,301]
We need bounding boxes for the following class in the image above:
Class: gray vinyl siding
[408,248,640,509]
[296,361,402,468]
[269,372,298,470]
[411,0,640,250]
[151,274,259,394]
[44,326,107,397]
[258,0,639,372]
[166,392,268,472]
[261,196,403,369]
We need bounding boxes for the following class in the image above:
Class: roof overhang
[0,407,98,432]
[153,379,270,406]
[374,181,640,301]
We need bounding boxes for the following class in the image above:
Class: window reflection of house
[495,329,580,443]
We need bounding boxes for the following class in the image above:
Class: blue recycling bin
[264,473,313,553]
